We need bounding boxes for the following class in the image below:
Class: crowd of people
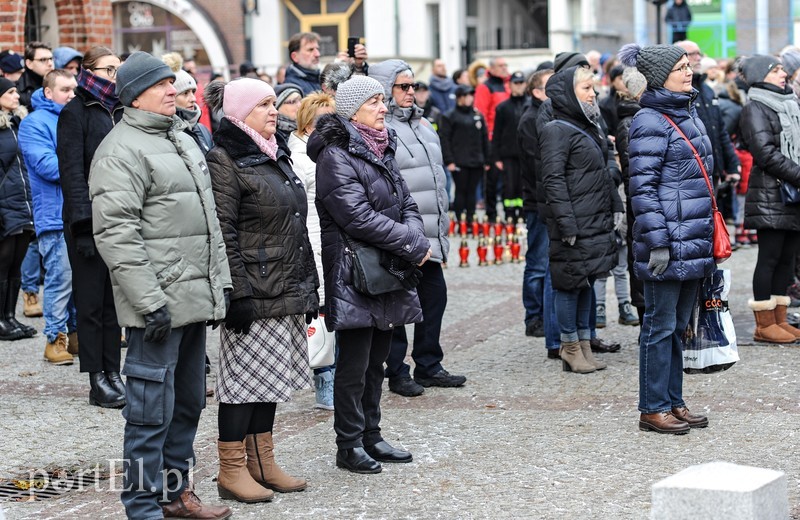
[1,28,799,519]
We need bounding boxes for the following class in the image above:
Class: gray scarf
[747,86,800,167]
[581,101,600,126]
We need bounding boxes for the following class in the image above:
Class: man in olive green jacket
[89,52,232,520]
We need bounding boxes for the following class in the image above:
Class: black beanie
[554,52,589,73]
[741,55,780,86]
[0,77,15,97]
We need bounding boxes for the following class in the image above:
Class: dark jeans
[120,322,207,519]
[64,226,122,373]
[753,228,800,300]
[554,281,594,344]
[522,211,548,325]
[453,166,483,224]
[638,278,698,414]
[334,327,392,449]
[386,261,446,379]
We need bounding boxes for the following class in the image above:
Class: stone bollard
[651,461,788,520]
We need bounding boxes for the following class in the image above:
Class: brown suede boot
[245,432,307,492]
[750,298,796,344]
[773,295,800,341]
[216,440,273,503]
[579,340,607,370]
[67,332,79,355]
[559,340,595,374]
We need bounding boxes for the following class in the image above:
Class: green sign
[687,0,722,14]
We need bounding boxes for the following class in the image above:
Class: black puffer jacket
[310,114,430,332]
[16,69,42,112]
[492,95,528,160]
[538,67,621,291]
[517,96,544,212]
[0,107,34,240]
[616,97,642,195]
[440,105,490,168]
[739,85,800,231]
[57,87,124,237]
[692,75,740,179]
[206,118,318,318]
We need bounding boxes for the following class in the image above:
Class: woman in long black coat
[538,66,621,374]
[0,79,35,342]
[56,46,125,408]
[310,76,431,474]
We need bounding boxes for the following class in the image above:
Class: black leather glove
[225,297,255,335]
[400,267,423,290]
[75,233,96,258]
[305,309,319,325]
[144,306,172,343]
[207,289,231,330]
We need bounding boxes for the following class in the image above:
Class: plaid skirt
[216,314,311,404]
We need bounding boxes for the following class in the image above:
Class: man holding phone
[284,32,368,95]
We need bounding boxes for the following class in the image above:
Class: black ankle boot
[0,280,23,341]
[89,372,126,408]
[105,371,126,397]
[6,278,36,338]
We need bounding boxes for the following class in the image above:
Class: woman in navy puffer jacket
[622,44,715,436]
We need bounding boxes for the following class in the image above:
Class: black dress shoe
[89,372,126,409]
[336,447,382,474]
[413,369,466,388]
[525,318,545,337]
[388,376,424,397]
[547,349,561,360]
[105,371,126,397]
[364,441,412,463]
[590,338,621,353]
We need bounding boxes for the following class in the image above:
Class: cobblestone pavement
[1,244,799,519]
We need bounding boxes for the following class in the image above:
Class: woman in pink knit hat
[204,78,319,503]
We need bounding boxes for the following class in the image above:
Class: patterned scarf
[748,86,800,168]
[77,69,119,113]
[226,115,278,161]
[351,120,389,160]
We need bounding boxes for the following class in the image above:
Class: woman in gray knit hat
[620,43,716,435]
[738,55,800,344]
[310,75,432,474]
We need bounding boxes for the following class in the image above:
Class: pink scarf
[226,115,278,161]
[351,121,389,160]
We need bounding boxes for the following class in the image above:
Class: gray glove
[614,212,624,230]
[648,248,670,276]
[561,235,576,246]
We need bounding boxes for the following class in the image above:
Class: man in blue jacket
[18,70,78,365]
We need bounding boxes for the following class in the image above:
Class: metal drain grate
[0,469,109,502]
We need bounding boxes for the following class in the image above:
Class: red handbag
[662,115,732,263]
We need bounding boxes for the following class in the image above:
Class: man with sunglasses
[17,41,54,112]
[370,59,466,397]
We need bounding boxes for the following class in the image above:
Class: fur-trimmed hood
[0,106,28,129]
[309,113,397,165]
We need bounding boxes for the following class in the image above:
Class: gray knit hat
[781,50,800,79]
[622,67,647,98]
[116,51,176,107]
[741,54,780,86]
[334,75,385,119]
[618,43,686,89]
[275,83,303,109]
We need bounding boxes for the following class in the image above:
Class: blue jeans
[522,211,548,325]
[543,267,560,350]
[21,239,41,294]
[554,283,593,344]
[38,231,76,343]
[638,278,699,414]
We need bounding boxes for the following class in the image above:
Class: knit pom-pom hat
[618,43,687,89]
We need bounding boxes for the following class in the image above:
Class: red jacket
[474,73,509,139]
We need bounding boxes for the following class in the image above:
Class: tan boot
[750,298,796,344]
[559,340,595,373]
[216,440,273,503]
[245,432,307,492]
[579,340,607,370]
[67,332,79,355]
[773,295,800,341]
[44,332,74,365]
[23,292,42,317]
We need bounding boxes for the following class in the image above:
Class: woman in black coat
[56,47,125,408]
[310,76,431,474]
[538,66,621,374]
[205,78,318,503]
[0,79,35,342]
[739,55,800,344]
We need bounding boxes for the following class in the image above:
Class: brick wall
[0,0,112,54]
[194,0,245,67]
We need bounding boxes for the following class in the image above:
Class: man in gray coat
[369,59,466,396]
[89,52,232,520]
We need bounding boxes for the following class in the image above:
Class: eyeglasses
[687,51,704,58]
[32,56,53,63]
[92,66,118,78]
[281,97,301,105]
[393,82,420,92]
[671,63,693,74]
